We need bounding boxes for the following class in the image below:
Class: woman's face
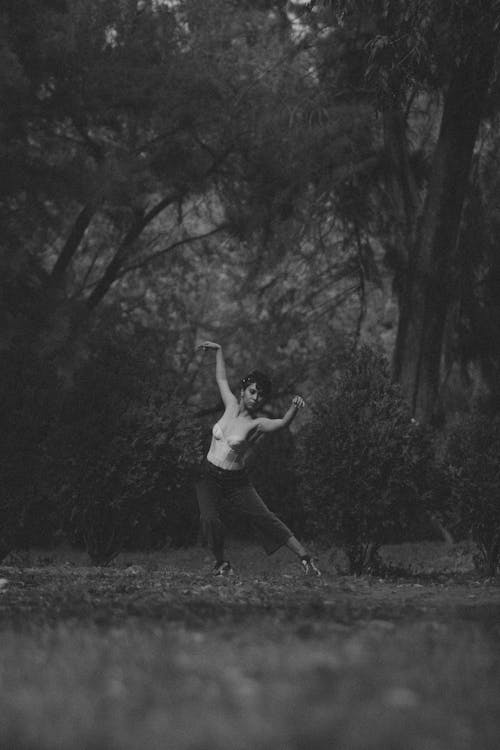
[241,382,264,413]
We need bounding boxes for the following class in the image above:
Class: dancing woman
[195,341,320,576]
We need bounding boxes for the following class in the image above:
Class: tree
[0,0,251,362]
[444,120,500,414]
[391,3,500,422]
[293,0,500,422]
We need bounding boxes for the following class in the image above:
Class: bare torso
[207,409,264,470]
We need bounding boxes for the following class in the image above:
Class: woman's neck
[237,403,253,419]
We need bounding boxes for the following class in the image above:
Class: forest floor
[1,541,499,750]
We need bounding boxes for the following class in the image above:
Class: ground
[1,542,499,750]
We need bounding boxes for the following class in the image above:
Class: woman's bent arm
[254,396,305,433]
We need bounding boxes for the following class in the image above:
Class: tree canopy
[2,0,500,419]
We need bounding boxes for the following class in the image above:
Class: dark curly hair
[240,370,272,402]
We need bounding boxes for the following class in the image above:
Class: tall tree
[390,3,500,421]
[296,0,500,421]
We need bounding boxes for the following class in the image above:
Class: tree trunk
[382,106,419,252]
[393,36,498,422]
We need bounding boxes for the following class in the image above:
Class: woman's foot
[213,560,233,576]
[300,555,321,576]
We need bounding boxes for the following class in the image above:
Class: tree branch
[85,191,181,311]
[50,202,97,286]
[117,223,231,276]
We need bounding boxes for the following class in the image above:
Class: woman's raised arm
[198,341,237,408]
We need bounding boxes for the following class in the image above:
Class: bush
[48,337,204,564]
[298,347,437,574]
[445,414,500,576]
[0,351,61,560]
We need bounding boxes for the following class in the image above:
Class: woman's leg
[286,536,308,558]
[229,484,321,574]
[231,485,300,555]
[195,475,226,565]
[286,537,321,574]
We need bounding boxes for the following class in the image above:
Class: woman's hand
[197,341,221,351]
[291,395,305,409]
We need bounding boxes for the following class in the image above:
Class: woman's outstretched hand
[197,341,221,352]
[292,395,306,409]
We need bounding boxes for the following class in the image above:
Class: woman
[195,341,321,577]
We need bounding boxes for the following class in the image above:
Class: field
[1,542,500,750]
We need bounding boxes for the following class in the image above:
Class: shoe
[301,555,321,577]
[213,560,233,576]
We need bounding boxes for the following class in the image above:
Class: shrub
[445,413,500,577]
[298,347,437,574]
[49,338,204,564]
[0,351,61,560]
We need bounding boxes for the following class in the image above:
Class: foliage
[46,333,204,564]
[0,0,380,361]
[298,0,500,89]
[0,0,262,354]
[445,413,500,576]
[0,351,61,561]
[298,347,438,573]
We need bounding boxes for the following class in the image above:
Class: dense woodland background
[2,0,500,572]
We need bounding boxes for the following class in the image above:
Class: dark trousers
[195,460,293,561]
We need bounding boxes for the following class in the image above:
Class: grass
[1,542,500,750]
